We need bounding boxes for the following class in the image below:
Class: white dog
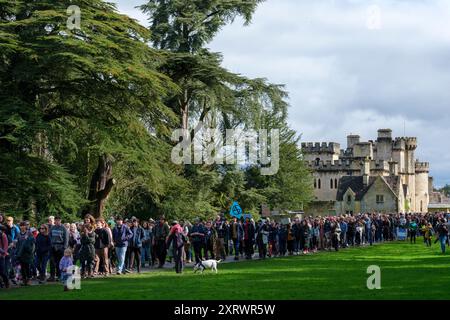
[193,259,222,274]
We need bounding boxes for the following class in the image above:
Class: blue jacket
[5,224,20,244]
[340,222,348,233]
[190,224,206,243]
[129,226,145,248]
[112,224,133,248]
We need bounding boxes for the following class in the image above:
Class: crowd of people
[0,211,449,290]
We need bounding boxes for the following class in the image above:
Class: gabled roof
[336,175,401,201]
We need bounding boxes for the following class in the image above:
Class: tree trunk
[83,154,116,219]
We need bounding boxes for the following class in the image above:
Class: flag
[230,201,243,219]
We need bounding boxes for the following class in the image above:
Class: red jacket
[0,232,8,258]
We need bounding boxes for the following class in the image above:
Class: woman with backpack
[166,221,186,274]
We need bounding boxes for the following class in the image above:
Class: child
[423,223,433,247]
[59,248,73,291]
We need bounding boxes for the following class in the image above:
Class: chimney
[362,157,370,186]
[347,135,360,149]
[389,160,398,176]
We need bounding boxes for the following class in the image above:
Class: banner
[397,227,407,240]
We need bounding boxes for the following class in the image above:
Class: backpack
[175,233,187,248]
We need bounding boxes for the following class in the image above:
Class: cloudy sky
[114,0,450,187]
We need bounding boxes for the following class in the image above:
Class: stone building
[302,129,430,215]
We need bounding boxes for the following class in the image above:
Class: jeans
[293,238,301,253]
[193,241,203,263]
[439,235,447,253]
[129,247,141,272]
[115,246,127,273]
[173,246,184,273]
[231,239,239,257]
[36,252,50,278]
[50,247,64,278]
[141,244,151,267]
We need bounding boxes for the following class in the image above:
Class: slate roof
[336,175,401,201]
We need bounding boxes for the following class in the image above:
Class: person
[256,219,269,259]
[141,221,152,268]
[190,218,205,263]
[84,214,96,228]
[128,218,144,273]
[229,217,243,260]
[204,221,217,260]
[59,248,73,291]
[94,219,110,276]
[4,216,19,281]
[68,223,81,266]
[153,216,170,268]
[167,221,186,274]
[422,223,433,247]
[35,224,51,282]
[112,216,133,274]
[214,215,227,261]
[302,219,311,254]
[16,221,35,286]
[79,223,96,278]
[409,219,418,244]
[278,223,288,256]
[243,217,255,259]
[436,218,448,254]
[148,219,156,267]
[181,221,192,264]
[48,216,69,282]
[0,226,10,288]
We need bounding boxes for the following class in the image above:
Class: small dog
[193,259,222,274]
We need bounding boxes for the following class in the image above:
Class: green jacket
[154,222,170,241]
[16,232,36,264]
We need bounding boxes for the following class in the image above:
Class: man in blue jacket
[189,218,206,264]
[112,216,133,275]
[128,218,144,273]
[4,216,20,281]
[48,216,69,282]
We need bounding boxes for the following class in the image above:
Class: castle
[302,129,430,215]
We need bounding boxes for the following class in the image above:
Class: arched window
[314,179,317,189]
[315,158,320,166]
[318,179,321,189]
[330,179,333,189]
[334,179,338,189]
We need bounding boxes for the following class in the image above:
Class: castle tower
[415,161,429,213]
[404,137,417,211]
[375,129,393,161]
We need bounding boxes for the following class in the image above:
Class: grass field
[1,240,449,300]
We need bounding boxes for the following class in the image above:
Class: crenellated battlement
[306,158,391,172]
[415,161,429,173]
[393,137,417,150]
[301,142,341,154]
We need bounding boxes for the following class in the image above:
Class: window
[330,179,333,189]
[314,179,317,189]
[318,179,321,189]
[315,158,320,166]
[420,200,423,212]
[347,195,352,203]
[376,195,384,204]
[334,179,338,189]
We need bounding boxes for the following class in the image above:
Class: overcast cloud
[114,0,450,187]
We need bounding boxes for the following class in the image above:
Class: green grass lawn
[1,240,449,300]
